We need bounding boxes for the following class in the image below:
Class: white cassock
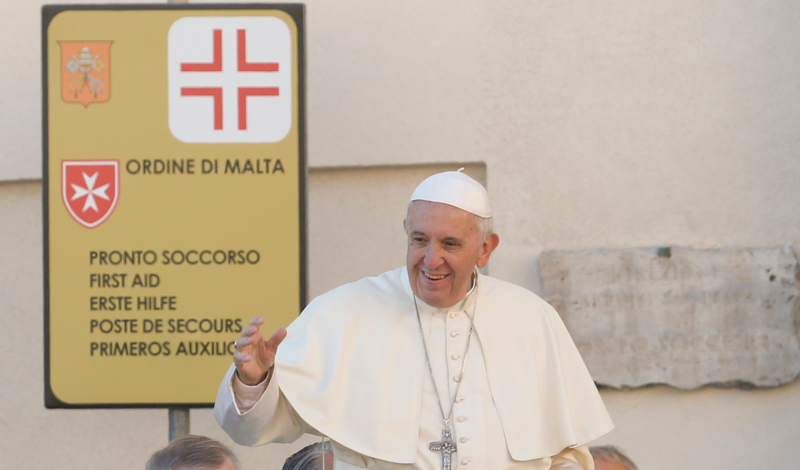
[215,268,614,470]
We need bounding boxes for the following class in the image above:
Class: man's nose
[423,244,444,268]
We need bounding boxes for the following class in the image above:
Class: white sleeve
[550,445,595,470]
[214,364,309,446]
[230,369,269,412]
[550,461,584,470]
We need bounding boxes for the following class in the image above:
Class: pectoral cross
[430,427,457,470]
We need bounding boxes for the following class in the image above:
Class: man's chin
[417,291,451,309]
[412,280,454,307]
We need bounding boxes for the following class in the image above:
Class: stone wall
[542,247,800,389]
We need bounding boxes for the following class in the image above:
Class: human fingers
[233,349,251,364]
[235,317,266,349]
[264,328,288,355]
[241,316,265,338]
[234,326,282,386]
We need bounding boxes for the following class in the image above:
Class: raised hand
[233,316,287,386]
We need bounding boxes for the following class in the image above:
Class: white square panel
[168,16,292,143]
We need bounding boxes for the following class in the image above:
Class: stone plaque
[541,247,800,389]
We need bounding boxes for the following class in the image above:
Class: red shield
[62,160,120,228]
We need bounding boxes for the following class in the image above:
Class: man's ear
[476,233,500,269]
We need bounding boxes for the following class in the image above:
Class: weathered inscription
[541,246,800,389]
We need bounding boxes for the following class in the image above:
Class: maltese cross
[71,171,110,212]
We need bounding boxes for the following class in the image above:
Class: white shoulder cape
[274,268,613,464]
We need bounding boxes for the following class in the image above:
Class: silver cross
[430,427,457,470]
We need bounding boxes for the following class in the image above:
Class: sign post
[42,4,306,410]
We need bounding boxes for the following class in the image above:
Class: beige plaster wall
[2,0,800,469]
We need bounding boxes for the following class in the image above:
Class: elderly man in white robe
[215,170,614,470]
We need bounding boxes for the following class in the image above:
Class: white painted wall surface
[2,0,800,469]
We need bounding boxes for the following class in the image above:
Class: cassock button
[449,312,458,319]
[457,416,467,422]
[450,331,460,338]
[453,375,461,382]
[451,354,461,360]
[459,437,469,443]
[461,458,471,465]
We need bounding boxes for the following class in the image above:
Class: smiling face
[404,201,499,308]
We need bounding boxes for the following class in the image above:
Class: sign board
[42,4,306,408]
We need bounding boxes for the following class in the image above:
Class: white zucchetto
[410,168,492,218]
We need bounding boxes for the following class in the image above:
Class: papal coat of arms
[59,41,112,106]
[61,160,119,228]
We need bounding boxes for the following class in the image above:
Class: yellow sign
[43,5,306,407]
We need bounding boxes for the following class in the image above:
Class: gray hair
[589,445,638,470]
[405,201,495,242]
[282,441,334,470]
[146,435,239,470]
[474,214,494,242]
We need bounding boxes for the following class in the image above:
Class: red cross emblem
[168,17,292,143]
[61,160,120,229]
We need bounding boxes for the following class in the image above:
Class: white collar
[403,267,479,313]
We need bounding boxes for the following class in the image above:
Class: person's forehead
[407,202,477,236]
[593,458,630,470]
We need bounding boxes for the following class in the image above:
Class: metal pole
[166,0,190,443]
[169,408,191,441]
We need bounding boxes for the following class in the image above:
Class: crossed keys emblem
[59,41,112,106]
[65,46,106,97]
[430,428,457,470]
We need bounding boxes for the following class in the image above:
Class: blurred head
[282,441,334,470]
[146,435,238,470]
[590,445,638,470]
